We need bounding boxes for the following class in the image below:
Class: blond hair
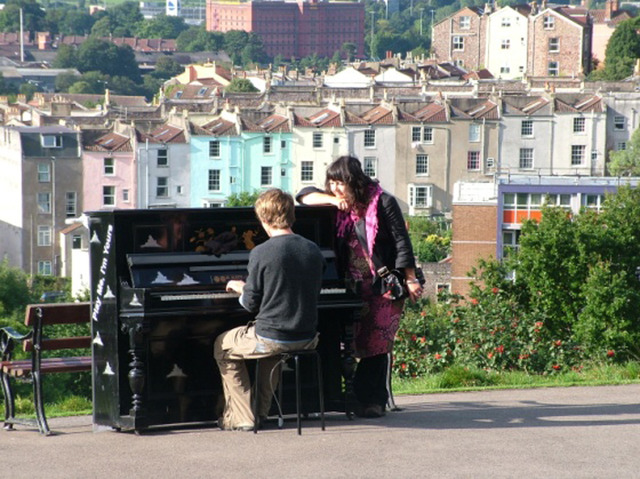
[254,188,295,229]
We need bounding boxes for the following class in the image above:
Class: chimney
[604,0,618,20]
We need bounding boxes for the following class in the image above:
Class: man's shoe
[218,417,254,432]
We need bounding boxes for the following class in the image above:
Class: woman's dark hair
[324,156,377,213]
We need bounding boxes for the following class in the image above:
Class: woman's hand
[406,280,423,303]
[331,196,349,211]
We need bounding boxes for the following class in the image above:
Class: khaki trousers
[214,323,318,428]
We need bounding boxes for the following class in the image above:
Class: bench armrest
[0,327,33,357]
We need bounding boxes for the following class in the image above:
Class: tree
[608,127,640,176]
[135,14,188,39]
[176,27,223,52]
[0,0,46,34]
[0,258,33,321]
[598,17,640,80]
[75,38,141,82]
[153,56,184,79]
[225,78,258,93]
[54,71,80,92]
[226,191,260,206]
[52,44,77,69]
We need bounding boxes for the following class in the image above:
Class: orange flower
[607,350,615,358]
[552,364,561,370]
[434,353,442,360]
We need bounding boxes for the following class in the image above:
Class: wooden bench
[0,302,91,435]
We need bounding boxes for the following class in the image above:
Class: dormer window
[41,134,62,148]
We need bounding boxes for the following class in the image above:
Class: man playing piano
[214,188,326,431]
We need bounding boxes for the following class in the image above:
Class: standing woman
[296,156,422,418]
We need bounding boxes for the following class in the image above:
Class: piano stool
[252,349,325,435]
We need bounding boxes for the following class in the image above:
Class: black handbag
[377,266,425,300]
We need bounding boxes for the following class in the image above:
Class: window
[364,130,376,148]
[519,148,534,169]
[333,137,340,144]
[501,39,510,50]
[617,142,627,151]
[452,36,464,51]
[573,117,586,133]
[469,123,480,142]
[261,166,272,186]
[521,120,533,137]
[37,192,51,213]
[545,193,572,209]
[549,37,559,52]
[123,189,130,202]
[363,157,377,177]
[467,151,480,170]
[41,134,62,148]
[176,185,183,194]
[501,17,511,27]
[263,137,272,154]
[454,59,465,68]
[571,145,586,165]
[614,116,625,131]
[37,261,52,275]
[103,158,114,175]
[502,230,521,257]
[281,140,287,149]
[301,161,313,182]
[209,140,220,158]
[408,184,433,208]
[208,169,221,191]
[65,192,76,218]
[582,194,604,212]
[72,235,82,249]
[500,66,510,75]
[37,226,51,246]
[37,163,50,182]
[416,154,429,175]
[548,61,559,76]
[156,177,169,197]
[312,132,323,149]
[412,126,433,143]
[543,15,555,29]
[157,149,168,167]
[460,16,470,29]
[103,186,115,206]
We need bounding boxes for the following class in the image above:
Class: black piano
[88,206,361,432]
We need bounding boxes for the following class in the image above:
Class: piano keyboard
[160,292,240,301]
[159,288,348,302]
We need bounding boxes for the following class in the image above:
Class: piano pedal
[278,417,284,428]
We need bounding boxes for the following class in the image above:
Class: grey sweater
[241,234,325,341]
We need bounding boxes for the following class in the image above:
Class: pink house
[83,126,139,212]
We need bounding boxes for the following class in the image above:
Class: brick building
[205,0,365,59]
[431,6,488,71]
[433,2,592,78]
[527,6,592,77]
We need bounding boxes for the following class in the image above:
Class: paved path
[2,384,640,478]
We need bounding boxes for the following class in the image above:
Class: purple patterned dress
[345,228,405,358]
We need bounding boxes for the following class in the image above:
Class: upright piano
[88,206,361,432]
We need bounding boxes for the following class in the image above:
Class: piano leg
[123,320,148,432]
